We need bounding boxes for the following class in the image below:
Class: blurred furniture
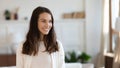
[82,63,94,68]
[0,21,28,67]
[0,54,16,66]
[65,63,94,68]
[0,55,94,68]
[65,63,82,68]
[105,53,114,68]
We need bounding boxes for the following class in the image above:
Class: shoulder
[17,41,30,56]
[17,41,24,54]
[57,40,62,46]
[57,40,63,49]
[57,40,64,53]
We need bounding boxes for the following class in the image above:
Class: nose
[45,22,50,27]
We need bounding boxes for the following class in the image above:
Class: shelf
[55,19,85,22]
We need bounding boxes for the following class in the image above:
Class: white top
[31,42,52,68]
[16,40,65,68]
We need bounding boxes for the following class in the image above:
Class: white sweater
[16,40,65,68]
[31,42,52,68]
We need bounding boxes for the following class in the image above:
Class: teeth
[45,29,49,30]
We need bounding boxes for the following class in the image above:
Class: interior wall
[85,0,102,64]
[0,0,84,20]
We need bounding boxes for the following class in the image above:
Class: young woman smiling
[16,6,65,68]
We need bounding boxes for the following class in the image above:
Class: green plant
[65,51,78,63]
[4,10,11,20]
[65,51,91,63]
[78,52,91,63]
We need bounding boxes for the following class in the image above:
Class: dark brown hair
[22,6,58,56]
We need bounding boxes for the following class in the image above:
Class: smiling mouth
[43,29,50,31]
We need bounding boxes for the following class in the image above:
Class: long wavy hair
[22,6,58,56]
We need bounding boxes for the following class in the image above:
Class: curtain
[112,0,120,68]
[96,0,119,68]
[113,18,120,68]
[96,0,107,67]
[113,33,120,68]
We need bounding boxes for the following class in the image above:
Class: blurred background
[0,0,119,68]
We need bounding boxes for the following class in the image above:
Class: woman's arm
[16,43,24,68]
[57,40,65,68]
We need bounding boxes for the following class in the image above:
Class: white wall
[85,0,102,64]
[54,20,85,52]
[112,0,119,28]
[0,0,85,20]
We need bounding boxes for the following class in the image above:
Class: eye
[40,20,46,23]
[42,20,46,22]
[49,20,52,23]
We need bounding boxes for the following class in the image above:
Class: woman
[16,6,65,68]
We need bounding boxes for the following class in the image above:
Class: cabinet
[105,53,114,68]
[0,55,16,66]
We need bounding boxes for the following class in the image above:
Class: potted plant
[78,52,91,63]
[65,51,82,68]
[65,51,92,68]
[65,51,78,63]
[65,51,91,63]
[4,10,11,20]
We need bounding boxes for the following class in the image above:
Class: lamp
[7,32,23,44]
[113,17,120,68]
[7,32,24,54]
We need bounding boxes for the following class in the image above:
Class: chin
[42,31,50,35]
[43,33,49,35]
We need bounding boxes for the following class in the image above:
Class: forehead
[39,12,51,19]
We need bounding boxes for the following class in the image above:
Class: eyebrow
[39,18,52,21]
[39,18,45,20]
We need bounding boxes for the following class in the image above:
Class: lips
[43,28,50,32]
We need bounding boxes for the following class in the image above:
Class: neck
[40,34,44,41]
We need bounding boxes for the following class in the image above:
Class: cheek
[38,23,42,31]
[50,23,52,28]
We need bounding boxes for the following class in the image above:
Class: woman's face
[38,12,52,35]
